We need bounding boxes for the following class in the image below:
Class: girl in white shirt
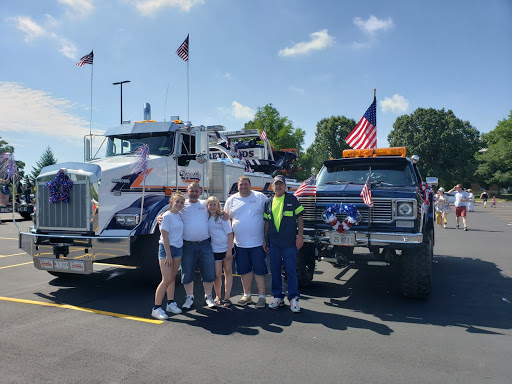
[151,192,185,320]
[207,196,234,307]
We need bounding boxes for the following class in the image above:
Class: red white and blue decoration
[418,181,431,206]
[46,170,74,204]
[0,152,18,180]
[322,203,362,233]
[130,144,150,176]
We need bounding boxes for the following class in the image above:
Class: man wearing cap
[447,184,470,231]
[224,176,268,308]
[263,175,304,313]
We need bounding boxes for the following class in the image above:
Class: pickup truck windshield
[317,160,416,186]
[106,133,175,157]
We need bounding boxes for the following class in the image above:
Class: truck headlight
[397,202,413,217]
[115,214,140,226]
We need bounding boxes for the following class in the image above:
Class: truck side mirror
[425,177,438,187]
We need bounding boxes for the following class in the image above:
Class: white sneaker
[182,295,194,309]
[166,301,182,314]
[151,307,169,320]
[205,294,217,308]
[290,297,300,313]
[269,297,284,309]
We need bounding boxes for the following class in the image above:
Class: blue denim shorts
[235,246,267,276]
[158,244,183,259]
[181,240,215,284]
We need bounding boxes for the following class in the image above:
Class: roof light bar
[343,147,407,158]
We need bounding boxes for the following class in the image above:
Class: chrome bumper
[305,231,423,247]
[19,232,131,274]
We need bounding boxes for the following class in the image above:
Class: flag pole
[187,48,190,122]
[89,59,94,160]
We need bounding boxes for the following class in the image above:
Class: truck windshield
[106,133,175,157]
[317,160,416,186]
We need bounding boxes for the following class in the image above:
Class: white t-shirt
[224,191,267,248]
[454,191,469,207]
[208,216,233,253]
[159,211,183,247]
[180,200,209,241]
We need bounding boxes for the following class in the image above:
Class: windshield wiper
[372,181,394,186]
[324,181,354,185]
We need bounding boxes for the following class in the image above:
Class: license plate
[39,258,54,270]
[70,260,85,272]
[330,232,355,246]
[396,220,414,228]
[54,260,70,271]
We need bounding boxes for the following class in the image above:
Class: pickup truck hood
[315,183,418,199]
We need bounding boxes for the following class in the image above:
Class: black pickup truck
[296,147,437,299]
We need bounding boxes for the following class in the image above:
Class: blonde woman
[152,191,186,320]
[435,187,450,228]
[206,196,234,307]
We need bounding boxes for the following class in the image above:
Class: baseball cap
[438,187,445,192]
[273,175,286,184]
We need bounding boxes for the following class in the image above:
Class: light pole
[112,80,131,124]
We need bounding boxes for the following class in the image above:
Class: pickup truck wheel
[297,243,315,287]
[400,231,433,299]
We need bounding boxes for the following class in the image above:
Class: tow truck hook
[53,245,69,259]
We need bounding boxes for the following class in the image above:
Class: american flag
[260,125,268,142]
[245,159,254,172]
[360,174,373,207]
[176,34,189,61]
[76,50,94,67]
[294,175,316,197]
[345,95,377,149]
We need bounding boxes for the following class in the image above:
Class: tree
[30,146,58,183]
[0,136,25,179]
[305,116,356,174]
[244,104,305,153]
[388,108,481,188]
[476,110,512,189]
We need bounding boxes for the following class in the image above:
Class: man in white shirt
[224,176,268,308]
[179,182,216,309]
[448,184,470,231]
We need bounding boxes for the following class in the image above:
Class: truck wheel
[400,231,433,299]
[20,213,31,220]
[297,243,315,287]
[133,231,162,285]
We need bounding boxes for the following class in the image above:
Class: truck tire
[297,243,316,287]
[133,231,162,285]
[20,213,31,220]
[400,230,433,299]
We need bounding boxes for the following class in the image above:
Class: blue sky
[1,0,511,175]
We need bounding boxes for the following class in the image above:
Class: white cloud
[0,82,97,140]
[288,85,305,95]
[9,16,47,42]
[381,94,409,113]
[135,0,205,15]
[354,15,394,35]
[57,0,95,17]
[231,101,255,120]
[279,29,334,57]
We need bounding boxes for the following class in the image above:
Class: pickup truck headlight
[397,202,413,217]
[115,214,140,226]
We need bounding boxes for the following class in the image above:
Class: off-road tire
[297,243,316,287]
[400,231,433,299]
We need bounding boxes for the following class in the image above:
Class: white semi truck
[19,104,300,281]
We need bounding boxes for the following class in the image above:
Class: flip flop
[222,299,232,308]
[214,297,222,306]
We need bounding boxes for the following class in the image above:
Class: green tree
[476,110,512,189]
[305,115,356,174]
[30,146,58,183]
[244,104,305,153]
[388,108,481,188]
[0,136,25,179]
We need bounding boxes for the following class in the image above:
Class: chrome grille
[37,180,90,231]
[299,196,393,223]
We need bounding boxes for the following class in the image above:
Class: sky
[1,0,511,176]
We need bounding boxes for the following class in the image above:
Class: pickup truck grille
[37,180,91,231]
[299,196,393,223]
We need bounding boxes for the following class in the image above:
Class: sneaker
[269,297,284,309]
[456,224,460,229]
[205,294,217,308]
[290,298,300,313]
[443,224,447,229]
[255,296,266,309]
[151,307,169,320]
[237,295,253,306]
[182,295,194,310]
[464,227,468,231]
[166,301,182,314]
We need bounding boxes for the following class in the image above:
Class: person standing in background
[480,190,489,208]
[467,189,475,212]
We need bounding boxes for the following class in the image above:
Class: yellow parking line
[0,252,26,258]
[0,262,32,269]
[0,237,17,240]
[0,296,163,324]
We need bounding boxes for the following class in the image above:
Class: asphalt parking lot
[1,203,511,384]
